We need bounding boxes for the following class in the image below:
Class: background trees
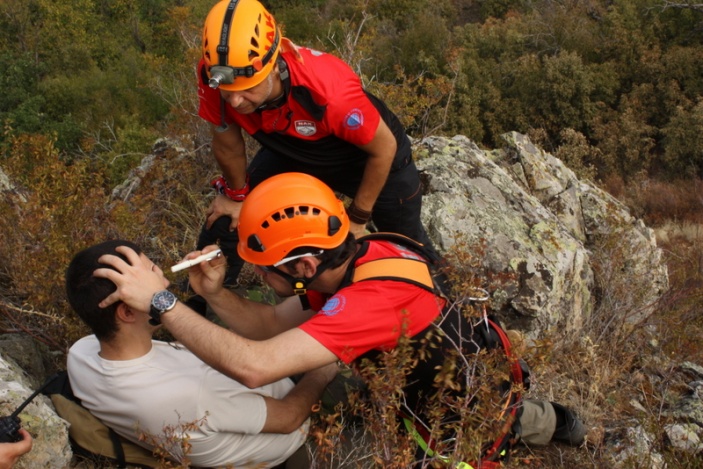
[2,0,702,181]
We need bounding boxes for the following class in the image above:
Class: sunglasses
[260,250,324,273]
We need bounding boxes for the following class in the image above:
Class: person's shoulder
[67,335,100,373]
[68,335,99,353]
[285,47,354,76]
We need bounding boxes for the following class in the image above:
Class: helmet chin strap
[266,265,321,296]
[268,254,340,295]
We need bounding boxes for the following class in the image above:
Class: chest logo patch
[295,120,317,136]
[320,295,346,317]
[344,109,364,130]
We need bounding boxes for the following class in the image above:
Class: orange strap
[352,258,434,291]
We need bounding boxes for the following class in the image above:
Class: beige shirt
[68,335,308,468]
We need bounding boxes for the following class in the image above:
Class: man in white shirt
[65,240,337,468]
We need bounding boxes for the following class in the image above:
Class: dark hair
[65,240,142,342]
[284,232,357,270]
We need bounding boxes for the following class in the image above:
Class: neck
[98,330,153,361]
[259,72,286,110]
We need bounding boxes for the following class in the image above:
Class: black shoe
[551,402,586,446]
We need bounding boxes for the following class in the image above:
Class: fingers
[205,196,241,230]
[191,250,227,276]
[205,212,217,230]
[16,429,33,452]
[92,247,165,310]
[96,289,122,309]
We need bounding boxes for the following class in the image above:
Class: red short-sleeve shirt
[300,241,445,364]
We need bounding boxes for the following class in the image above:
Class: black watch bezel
[149,290,178,326]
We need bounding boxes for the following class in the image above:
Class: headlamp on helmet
[202,0,281,91]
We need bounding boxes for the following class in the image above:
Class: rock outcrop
[0,338,72,468]
[415,132,668,338]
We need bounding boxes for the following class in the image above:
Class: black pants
[197,147,437,281]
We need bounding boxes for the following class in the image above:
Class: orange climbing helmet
[202,0,281,91]
[237,173,349,266]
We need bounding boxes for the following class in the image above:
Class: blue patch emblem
[320,295,346,316]
[344,109,364,130]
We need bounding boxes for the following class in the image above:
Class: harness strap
[352,258,434,292]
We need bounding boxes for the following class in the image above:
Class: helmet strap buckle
[292,279,308,296]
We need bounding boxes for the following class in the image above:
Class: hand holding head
[93,246,169,313]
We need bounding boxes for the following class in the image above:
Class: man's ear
[115,302,138,324]
[295,257,318,279]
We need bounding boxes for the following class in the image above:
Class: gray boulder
[415,132,668,337]
[0,338,72,469]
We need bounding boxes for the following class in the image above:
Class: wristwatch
[149,290,178,326]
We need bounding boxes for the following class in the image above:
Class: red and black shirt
[198,47,412,169]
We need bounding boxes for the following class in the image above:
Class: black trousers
[196,147,437,281]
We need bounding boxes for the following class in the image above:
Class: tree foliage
[2,0,703,179]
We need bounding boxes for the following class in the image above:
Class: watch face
[152,290,177,312]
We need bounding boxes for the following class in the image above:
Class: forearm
[160,304,284,386]
[262,363,339,433]
[161,306,335,388]
[354,152,393,211]
[353,120,397,212]
[211,125,248,189]
[203,288,280,340]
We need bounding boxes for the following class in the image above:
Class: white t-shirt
[67,336,308,468]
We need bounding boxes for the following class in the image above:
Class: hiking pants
[519,398,557,445]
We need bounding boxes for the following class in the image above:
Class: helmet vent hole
[271,212,282,222]
[329,216,342,236]
[313,208,321,216]
[261,221,270,229]
[299,206,309,215]
[247,234,266,253]
[284,207,295,218]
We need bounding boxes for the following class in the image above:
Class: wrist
[347,200,372,225]
[149,290,178,326]
[202,286,228,303]
[211,175,250,202]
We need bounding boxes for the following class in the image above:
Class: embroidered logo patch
[320,295,346,317]
[295,120,317,136]
[344,109,364,130]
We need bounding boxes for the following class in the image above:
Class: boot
[550,402,586,446]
